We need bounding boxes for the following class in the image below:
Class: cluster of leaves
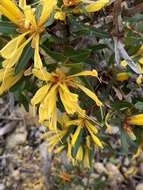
[0,0,143,168]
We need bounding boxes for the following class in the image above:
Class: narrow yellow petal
[23,5,37,30]
[85,0,109,13]
[85,120,98,134]
[39,103,48,122]
[127,114,143,125]
[83,146,90,168]
[31,84,51,106]
[76,146,83,161]
[32,68,52,81]
[0,0,24,24]
[87,127,103,148]
[54,145,65,153]
[0,68,13,81]
[48,106,57,130]
[33,34,43,69]
[0,5,21,25]
[139,57,143,65]
[68,69,98,78]
[71,125,81,146]
[38,0,57,26]
[75,83,102,106]
[116,72,131,81]
[40,85,57,126]
[67,138,72,160]
[59,84,80,114]
[0,71,23,95]
[19,0,26,9]
[105,112,112,134]
[136,75,143,86]
[2,35,33,69]
[0,32,28,59]
[66,119,82,127]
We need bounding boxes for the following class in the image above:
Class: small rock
[0,184,5,190]
[82,178,88,186]
[12,170,20,180]
[94,162,107,174]
[106,163,124,184]
[74,185,84,190]
[6,124,27,148]
[136,183,143,190]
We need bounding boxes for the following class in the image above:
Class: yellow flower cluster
[31,68,102,129]
[0,0,109,167]
[55,0,109,21]
[43,111,103,168]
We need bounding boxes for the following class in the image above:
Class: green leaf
[69,49,91,63]
[15,43,34,74]
[42,45,67,62]
[120,129,129,154]
[63,46,91,63]
[135,102,143,111]
[0,21,17,35]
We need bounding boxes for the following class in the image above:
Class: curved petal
[31,84,51,106]
[85,0,109,13]
[0,0,24,24]
[71,125,81,146]
[32,68,52,81]
[0,32,28,59]
[76,146,83,161]
[0,71,23,95]
[38,0,57,26]
[83,146,90,168]
[59,84,80,114]
[87,127,103,148]
[127,114,143,125]
[75,83,102,106]
[33,34,43,69]
[68,69,98,78]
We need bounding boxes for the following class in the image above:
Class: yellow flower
[43,112,102,167]
[136,75,143,85]
[63,0,109,13]
[84,0,109,13]
[69,110,103,148]
[0,0,57,69]
[116,72,131,81]
[0,67,23,95]
[31,68,102,128]
[54,10,66,21]
[127,114,143,125]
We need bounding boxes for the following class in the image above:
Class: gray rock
[0,184,5,190]
[6,124,27,148]
[136,183,143,190]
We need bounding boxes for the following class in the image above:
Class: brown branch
[123,2,143,17]
[112,0,123,37]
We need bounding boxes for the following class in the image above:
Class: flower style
[0,0,57,69]
[31,68,102,129]
[43,111,103,167]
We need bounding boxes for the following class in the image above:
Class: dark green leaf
[15,43,34,74]
[0,21,17,35]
